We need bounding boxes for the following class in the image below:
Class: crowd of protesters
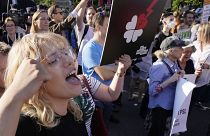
[141,8,210,136]
[0,0,210,136]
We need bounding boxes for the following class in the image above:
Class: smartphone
[200,54,210,69]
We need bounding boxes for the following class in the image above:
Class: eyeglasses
[40,49,76,65]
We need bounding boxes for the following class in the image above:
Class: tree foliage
[34,0,54,7]
[34,0,99,7]
[172,0,202,11]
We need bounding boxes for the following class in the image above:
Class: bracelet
[115,71,126,77]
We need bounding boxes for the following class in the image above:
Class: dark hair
[92,11,110,29]
[161,12,173,20]
[183,10,195,18]
[48,5,60,19]
[86,6,96,13]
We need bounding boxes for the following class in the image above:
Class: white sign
[170,77,196,135]
[124,15,143,43]
[202,1,210,23]
[183,74,197,84]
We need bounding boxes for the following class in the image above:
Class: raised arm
[0,59,50,136]
[76,0,88,31]
[49,0,89,33]
[72,0,89,15]
[93,64,117,81]
[93,55,132,101]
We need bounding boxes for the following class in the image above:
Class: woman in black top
[2,17,24,46]
[0,32,131,136]
[178,45,195,74]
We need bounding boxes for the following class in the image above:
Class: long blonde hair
[30,10,48,33]
[153,50,169,60]
[198,23,210,45]
[5,32,83,128]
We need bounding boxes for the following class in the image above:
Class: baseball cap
[160,36,186,51]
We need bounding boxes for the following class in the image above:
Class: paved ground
[109,91,147,136]
[109,91,210,136]
[108,74,210,136]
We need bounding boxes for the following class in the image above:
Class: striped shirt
[74,75,101,136]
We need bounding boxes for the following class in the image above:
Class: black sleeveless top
[177,59,195,74]
[16,112,88,136]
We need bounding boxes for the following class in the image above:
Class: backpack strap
[70,27,79,52]
[162,60,174,75]
[79,25,89,46]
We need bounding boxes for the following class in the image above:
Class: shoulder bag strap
[162,60,174,75]
[81,75,92,97]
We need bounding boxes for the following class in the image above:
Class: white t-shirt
[191,41,210,87]
[75,22,94,66]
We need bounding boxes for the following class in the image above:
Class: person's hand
[8,58,51,103]
[200,63,209,69]
[177,70,185,77]
[195,67,202,78]
[117,54,132,74]
[160,70,184,89]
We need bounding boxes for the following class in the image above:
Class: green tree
[172,0,202,11]
[172,0,181,11]
[34,0,53,7]
[73,0,98,6]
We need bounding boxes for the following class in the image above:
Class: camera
[2,5,37,29]
[2,9,25,28]
[9,9,25,27]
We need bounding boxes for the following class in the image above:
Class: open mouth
[65,71,81,85]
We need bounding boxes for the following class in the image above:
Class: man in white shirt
[75,6,96,74]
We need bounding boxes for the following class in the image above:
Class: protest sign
[100,0,167,65]
[170,77,196,135]
[202,0,210,23]
[183,74,196,84]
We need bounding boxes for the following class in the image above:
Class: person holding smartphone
[191,23,210,110]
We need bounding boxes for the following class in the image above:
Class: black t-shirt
[2,33,23,47]
[151,31,172,62]
[178,59,195,74]
[16,112,88,136]
[151,31,172,53]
